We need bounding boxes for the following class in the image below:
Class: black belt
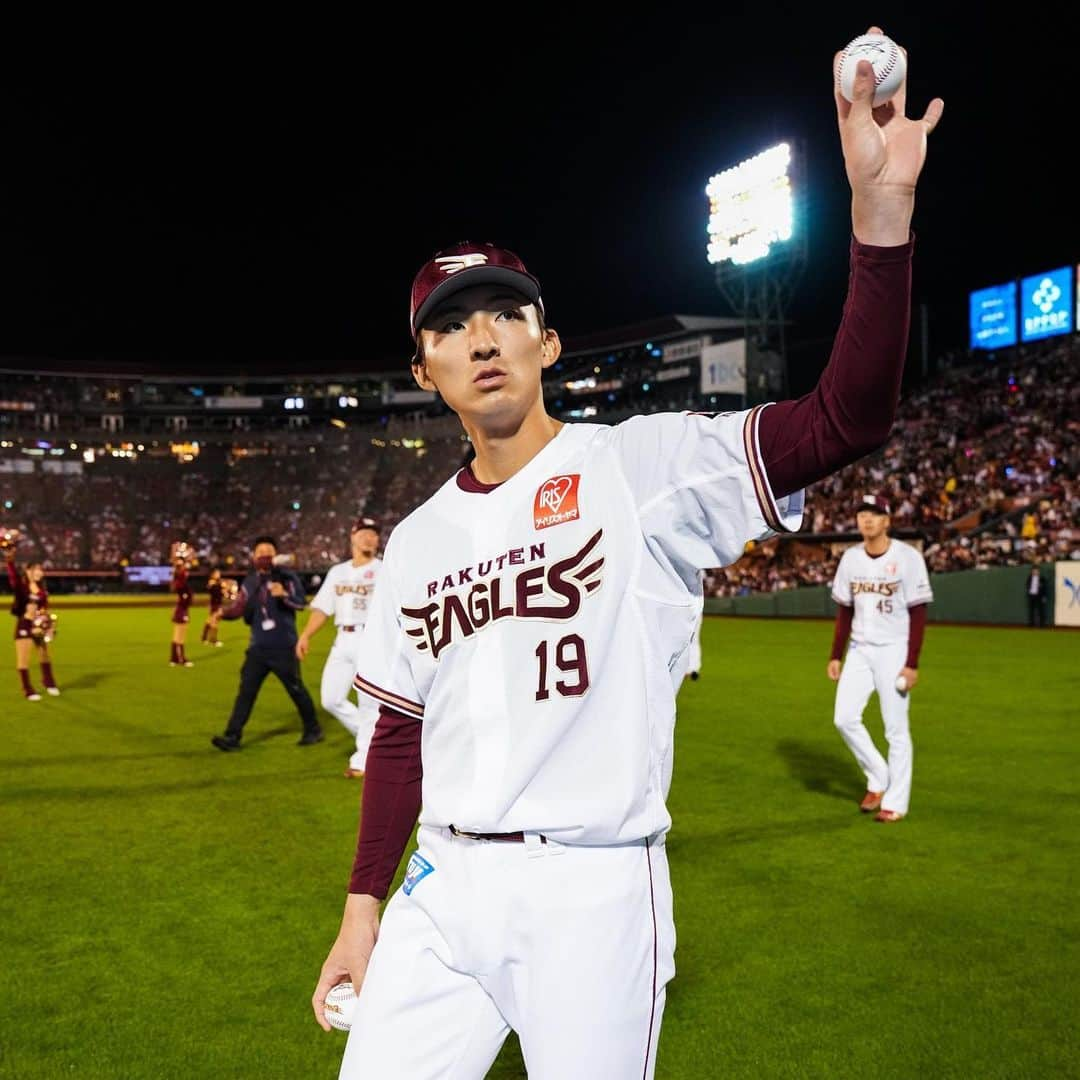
[449,824,547,845]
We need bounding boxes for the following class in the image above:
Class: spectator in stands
[1,334,1076,589]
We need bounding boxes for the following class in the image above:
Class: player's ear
[540,328,562,371]
[412,357,437,393]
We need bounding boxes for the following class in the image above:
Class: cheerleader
[169,547,195,668]
[6,551,60,700]
[201,567,225,647]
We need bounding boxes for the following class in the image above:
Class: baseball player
[296,518,383,778]
[827,493,933,823]
[313,31,942,1078]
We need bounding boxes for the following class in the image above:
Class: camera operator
[211,535,323,752]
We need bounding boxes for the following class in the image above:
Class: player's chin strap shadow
[774,738,863,802]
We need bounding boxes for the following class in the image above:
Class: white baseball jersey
[354,407,803,843]
[311,558,383,629]
[830,539,933,645]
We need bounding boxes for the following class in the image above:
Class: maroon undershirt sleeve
[906,603,928,669]
[758,237,914,499]
[348,704,423,899]
[830,604,854,661]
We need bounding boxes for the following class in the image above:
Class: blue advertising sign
[124,565,173,586]
[969,281,1017,350]
[1021,266,1073,343]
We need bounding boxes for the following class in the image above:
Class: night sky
[0,15,1071,391]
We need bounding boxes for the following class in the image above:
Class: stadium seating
[1,336,1075,595]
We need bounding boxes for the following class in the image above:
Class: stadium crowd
[1,337,1076,595]
[706,336,1077,595]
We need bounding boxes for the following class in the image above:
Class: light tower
[705,139,807,405]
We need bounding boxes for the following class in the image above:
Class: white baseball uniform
[684,587,704,681]
[830,539,933,815]
[343,407,803,1079]
[310,557,382,771]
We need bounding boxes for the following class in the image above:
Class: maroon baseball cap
[409,241,544,340]
[857,493,891,514]
[351,516,379,533]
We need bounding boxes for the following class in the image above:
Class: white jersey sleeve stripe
[743,404,803,534]
[353,674,425,720]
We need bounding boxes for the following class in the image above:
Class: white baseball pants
[833,640,912,815]
[686,623,702,677]
[320,636,378,771]
[339,825,675,1079]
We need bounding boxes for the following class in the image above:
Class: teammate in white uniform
[827,493,933,822]
[296,518,382,778]
[312,33,942,1077]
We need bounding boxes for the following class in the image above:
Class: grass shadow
[243,724,303,746]
[4,767,337,802]
[775,737,862,803]
[6,745,248,771]
[185,649,232,665]
[668,812,856,852]
[55,671,112,690]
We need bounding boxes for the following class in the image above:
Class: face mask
[254,555,274,572]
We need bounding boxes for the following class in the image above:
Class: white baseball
[895,675,908,693]
[836,32,906,107]
[323,981,357,1032]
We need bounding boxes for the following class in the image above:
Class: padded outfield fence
[706,563,1070,626]
[11,563,1074,626]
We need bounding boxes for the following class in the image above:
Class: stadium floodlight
[706,142,794,267]
[703,139,807,406]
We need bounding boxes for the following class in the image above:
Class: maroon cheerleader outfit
[171,567,193,624]
[7,557,48,640]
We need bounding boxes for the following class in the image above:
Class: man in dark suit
[1025,562,1048,628]
[211,535,323,750]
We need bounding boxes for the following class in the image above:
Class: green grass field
[2,604,1077,1078]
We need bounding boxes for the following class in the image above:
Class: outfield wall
[36,564,1077,624]
[705,563,1067,626]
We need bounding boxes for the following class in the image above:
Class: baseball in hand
[323,981,357,1032]
[895,675,908,693]
[836,32,906,107]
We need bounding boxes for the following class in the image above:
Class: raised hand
[835,25,944,245]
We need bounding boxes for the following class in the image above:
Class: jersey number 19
[534,635,590,701]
